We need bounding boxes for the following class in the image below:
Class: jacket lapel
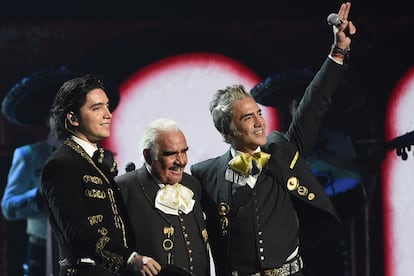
[135,166,161,208]
[215,150,233,203]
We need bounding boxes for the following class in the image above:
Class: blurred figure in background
[1,117,60,276]
[1,66,80,276]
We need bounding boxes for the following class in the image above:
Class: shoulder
[266,131,287,143]
[263,131,290,150]
[13,140,48,156]
[190,153,231,186]
[181,172,201,187]
[191,157,216,179]
[181,172,202,197]
[115,166,146,185]
[264,131,298,157]
[191,154,227,172]
[42,144,83,174]
[45,144,73,162]
[115,170,135,184]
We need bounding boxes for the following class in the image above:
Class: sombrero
[250,68,314,108]
[1,66,120,126]
[250,68,364,113]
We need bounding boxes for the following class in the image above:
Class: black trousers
[23,239,46,276]
[59,266,118,276]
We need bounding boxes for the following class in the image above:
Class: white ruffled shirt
[154,183,195,216]
[144,164,195,216]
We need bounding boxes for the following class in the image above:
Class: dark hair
[209,84,251,144]
[51,74,106,140]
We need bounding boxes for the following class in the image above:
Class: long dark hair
[51,74,106,140]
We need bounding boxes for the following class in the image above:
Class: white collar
[144,163,165,188]
[227,146,263,189]
[230,146,262,158]
[71,135,98,157]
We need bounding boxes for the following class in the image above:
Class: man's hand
[333,2,357,51]
[128,252,161,275]
[330,2,357,62]
[140,256,162,276]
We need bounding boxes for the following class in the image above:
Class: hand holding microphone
[326,2,357,61]
[327,13,344,27]
[328,10,371,50]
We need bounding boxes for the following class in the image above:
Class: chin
[169,176,183,184]
[101,132,111,139]
[256,139,267,146]
[261,136,268,143]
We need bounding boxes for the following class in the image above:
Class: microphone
[125,162,136,172]
[64,118,77,136]
[327,13,342,27]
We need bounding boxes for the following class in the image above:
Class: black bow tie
[92,148,118,178]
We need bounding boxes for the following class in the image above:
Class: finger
[347,21,357,35]
[141,265,154,276]
[145,258,161,271]
[144,258,161,275]
[338,2,351,21]
[147,263,161,275]
[337,3,346,19]
[344,2,351,21]
[146,260,160,273]
[153,261,161,271]
[335,20,349,35]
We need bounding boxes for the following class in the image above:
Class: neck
[233,146,260,155]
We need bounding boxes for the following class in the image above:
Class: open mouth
[170,167,184,173]
[254,129,265,135]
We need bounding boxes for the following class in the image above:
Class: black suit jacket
[115,165,211,276]
[191,57,346,274]
[41,139,134,275]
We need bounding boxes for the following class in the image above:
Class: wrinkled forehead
[156,131,188,150]
[232,97,260,118]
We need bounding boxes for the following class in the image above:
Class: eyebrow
[239,109,261,121]
[90,102,108,109]
[162,147,189,156]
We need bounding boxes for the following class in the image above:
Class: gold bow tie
[229,151,271,177]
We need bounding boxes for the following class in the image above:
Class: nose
[104,107,112,119]
[174,152,187,165]
[254,115,264,127]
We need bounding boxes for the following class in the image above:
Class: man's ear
[66,112,79,126]
[143,149,152,165]
[226,130,236,142]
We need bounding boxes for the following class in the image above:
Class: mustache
[170,164,186,170]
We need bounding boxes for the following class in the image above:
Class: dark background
[0,1,412,275]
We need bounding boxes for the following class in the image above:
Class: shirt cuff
[127,252,139,264]
[328,54,344,65]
